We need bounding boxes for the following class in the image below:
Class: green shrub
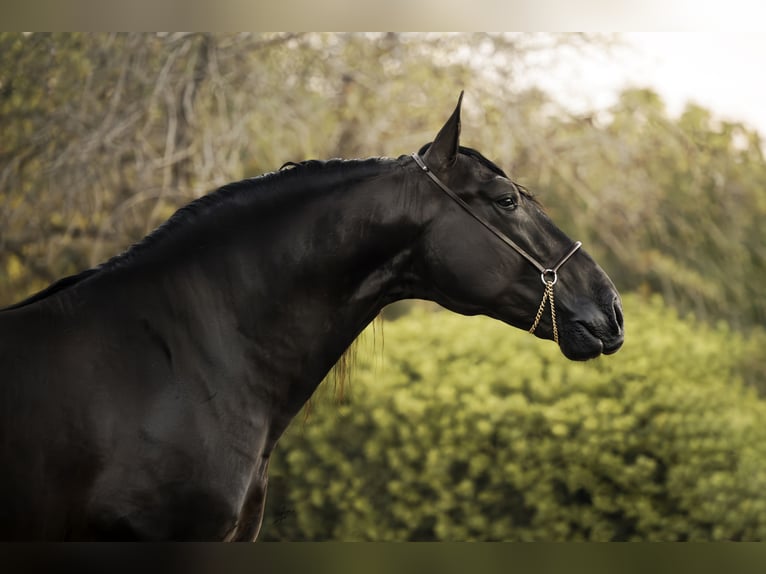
[260,295,766,541]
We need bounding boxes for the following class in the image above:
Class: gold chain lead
[529,280,558,344]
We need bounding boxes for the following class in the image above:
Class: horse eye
[496,196,517,210]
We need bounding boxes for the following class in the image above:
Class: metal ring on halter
[540,269,559,285]
[541,269,558,286]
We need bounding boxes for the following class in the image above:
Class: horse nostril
[612,296,624,332]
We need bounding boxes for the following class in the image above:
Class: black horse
[0,94,623,540]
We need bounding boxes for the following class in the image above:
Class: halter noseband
[411,152,582,344]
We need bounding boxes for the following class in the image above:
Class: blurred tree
[1,32,294,300]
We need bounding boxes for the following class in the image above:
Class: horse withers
[0,93,623,540]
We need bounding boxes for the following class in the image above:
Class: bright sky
[529,33,766,136]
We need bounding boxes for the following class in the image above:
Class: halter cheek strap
[411,152,582,344]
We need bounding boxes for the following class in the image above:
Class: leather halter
[411,152,582,342]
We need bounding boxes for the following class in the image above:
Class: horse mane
[2,157,399,312]
[110,157,393,269]
[0,269,102,311]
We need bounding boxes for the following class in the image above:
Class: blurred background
[1,32,765,540]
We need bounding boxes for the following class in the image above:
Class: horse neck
[153,160,422,416]
[246,166,417,338]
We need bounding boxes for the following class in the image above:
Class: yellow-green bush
[260,295,766,541]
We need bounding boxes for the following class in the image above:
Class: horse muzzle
[559,293,624,361]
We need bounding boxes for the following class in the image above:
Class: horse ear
[424,91,463,170]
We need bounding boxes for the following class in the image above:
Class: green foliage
[260,295,766,541]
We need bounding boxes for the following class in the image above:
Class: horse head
[412,93,624,360]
